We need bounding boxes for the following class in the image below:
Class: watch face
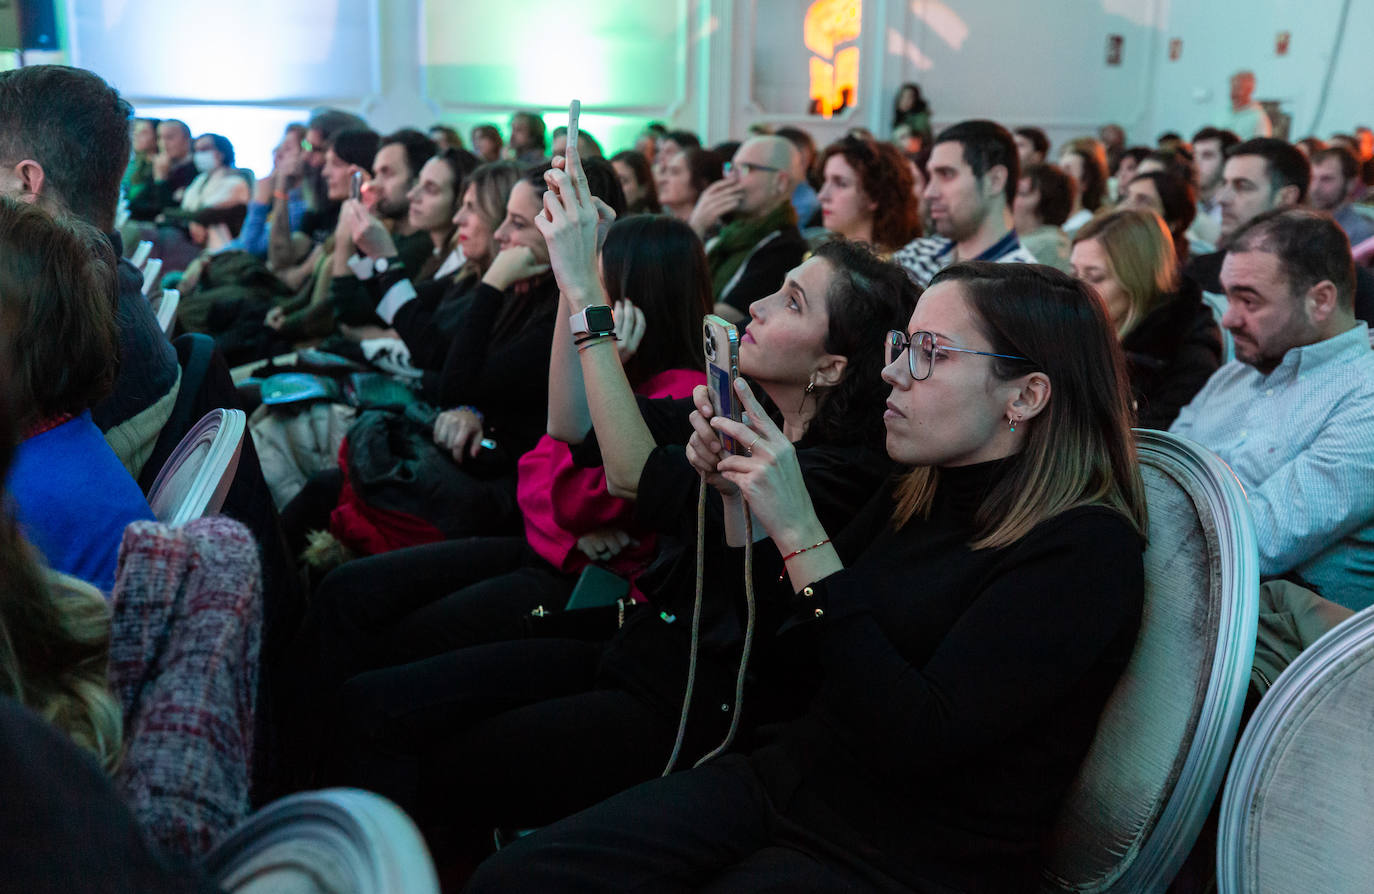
[375,257,389,273]
[585,305,615,332]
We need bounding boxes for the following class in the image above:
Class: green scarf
[707,201,798,299]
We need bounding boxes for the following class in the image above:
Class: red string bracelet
[780,538,830,563]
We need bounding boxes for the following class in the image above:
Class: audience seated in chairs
[691,135,808,323]
[1058,136,1110,234]
[288,212,711,777]
[1309,145,1374,247]
[470,123,503,162]
[322,129,441,334]
[331,145,479,348]
[813,134,922,254]
[0,196,155,593]
[218,126,380,357]
[893,120,1038,286]
[467,260,1147,893]
[280,157,626,566]
[609,149,660,215]
[1013,162,1076,272]
[1121,168,1203,262]
[0,64,181,480]
[1071,207,1222,429]
[122,117,160,220]
[1172,209,1374,609]
[365,160,522,379]
[318,158,913,878]
[181,133,251,214]
[655,145,722,223]
[1190,126,1239,248]
[124,118,197,223]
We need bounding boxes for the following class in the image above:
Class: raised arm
[537,140,659,499]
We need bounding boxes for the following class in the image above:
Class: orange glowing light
[804,0,861,117]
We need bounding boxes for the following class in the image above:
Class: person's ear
[983,164,1007,201]
[812,352,848,390]
[1305,278,1340,323]
[1276,183,1301,208]
[1006,372,1051,424]
[11,159,45,204]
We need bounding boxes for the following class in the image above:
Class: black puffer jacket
[1121,277,1222,430]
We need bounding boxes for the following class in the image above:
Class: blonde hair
[892,262,1147,550]
[0,535,122,772]
[1073,208,1179,338]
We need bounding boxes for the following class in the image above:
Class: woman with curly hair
[816,135,922,254]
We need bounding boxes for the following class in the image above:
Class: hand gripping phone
[702,314,743,454]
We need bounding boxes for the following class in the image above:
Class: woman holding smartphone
[322,144,915,869]
[288,215,709,763]
[468,260,1147,893]
[339,159,520,372]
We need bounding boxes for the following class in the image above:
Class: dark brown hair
[610,150,661,214]
[0,65,132,232]
[0,197,119,431]
[600,215,710,383]
[1022,163,1075,227]
[806,240,922,448]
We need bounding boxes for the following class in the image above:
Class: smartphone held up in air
[350,170,363,201]
[702,314,743,454]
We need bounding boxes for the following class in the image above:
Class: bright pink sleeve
[547,367,704,536]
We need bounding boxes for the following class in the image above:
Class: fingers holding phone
[433,407,485,462]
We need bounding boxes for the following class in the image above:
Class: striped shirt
[891,229,1038,287]
[1171,322,1374,609]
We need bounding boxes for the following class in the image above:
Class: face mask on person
[193,150,218,173]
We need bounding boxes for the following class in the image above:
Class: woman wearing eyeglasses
[469,261,1147,893]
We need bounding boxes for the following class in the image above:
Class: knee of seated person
[464,838,546,893]
[331,671,396,740]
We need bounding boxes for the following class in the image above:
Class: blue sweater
[8,413,156,593]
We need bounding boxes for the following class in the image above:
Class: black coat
[1121,279,1222,430]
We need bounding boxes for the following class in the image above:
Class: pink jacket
[517,368,702,601]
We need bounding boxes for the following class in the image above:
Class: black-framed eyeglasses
[723,160,781,176]
[885,330,1029,381]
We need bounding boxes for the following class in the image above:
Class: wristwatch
[375,256,401,274]
[569,304,615,338]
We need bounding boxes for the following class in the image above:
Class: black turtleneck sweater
[748,460,1144,892]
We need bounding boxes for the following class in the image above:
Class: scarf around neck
[707,201,798,298]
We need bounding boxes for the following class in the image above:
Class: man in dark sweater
[690,135,807,324]
[0,65,180,478]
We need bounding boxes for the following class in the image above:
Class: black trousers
[463,753,898,893]
[284,536,573,783]
[327,636,689,832]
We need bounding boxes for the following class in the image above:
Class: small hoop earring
[805,377,816,395]
[1008,416,1019,433]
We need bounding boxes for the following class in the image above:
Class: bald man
[1220,70,1272,139]
[690,135,807,321]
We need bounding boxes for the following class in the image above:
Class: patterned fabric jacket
[109,516,262,857]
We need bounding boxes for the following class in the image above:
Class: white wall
[48,0,1373,179]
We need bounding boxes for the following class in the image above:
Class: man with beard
[893,119,1036,287]
[1172,209,1374,609]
